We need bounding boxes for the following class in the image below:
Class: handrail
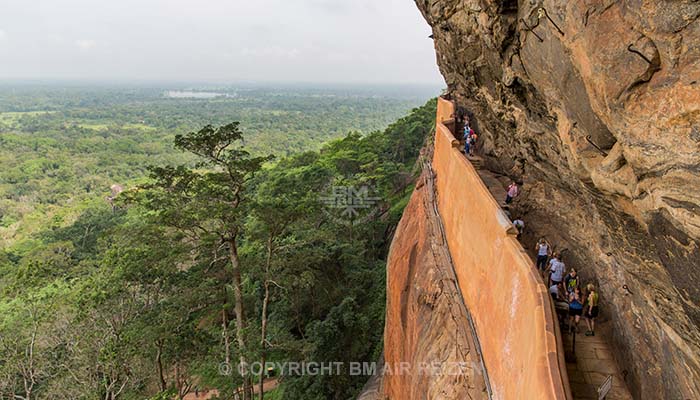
[432,97,572,400]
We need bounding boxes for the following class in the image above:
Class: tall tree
[133,123,272,400]
[246,156,327,399]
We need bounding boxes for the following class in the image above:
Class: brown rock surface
[378,166,489,400]
[415,0,700,398]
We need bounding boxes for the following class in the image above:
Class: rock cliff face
[379,167,488,399]
[415,0,700,398]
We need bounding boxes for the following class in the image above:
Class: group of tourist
[452,103,601,350]
[452,106,473,157]
[536,239,599,336]
[463,120,478,157]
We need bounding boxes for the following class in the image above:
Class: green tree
[132,123,272,400]
[246,155,330,399]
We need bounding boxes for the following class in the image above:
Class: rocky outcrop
[375,166,489,399]
[416,1,700,398]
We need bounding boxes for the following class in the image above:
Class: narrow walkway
[563,324,632,400]
[468,155,633,400]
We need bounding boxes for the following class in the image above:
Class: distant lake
[165,90,233,99]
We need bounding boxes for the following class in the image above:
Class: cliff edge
[375,163,489,399]
[416,0,700,398]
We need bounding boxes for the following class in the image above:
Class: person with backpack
[564,268,579,294]
[568,287,584,334]
[468,130,477,156]
[463,123,474,156]
[505,181,519,204]
[547,253,566,286]
[585,284,599,336]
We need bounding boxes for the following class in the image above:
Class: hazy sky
[0,0,444,85]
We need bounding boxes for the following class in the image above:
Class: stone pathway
[563,322,633,400]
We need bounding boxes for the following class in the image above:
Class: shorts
[569,307,583,317]
[551,279,562,285]
[505,195,513,204]
[585,306,599,319]
[536,255,548,270]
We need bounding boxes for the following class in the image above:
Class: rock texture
[376,166,489,400]
[432,99,571,400]
[416,0,700,398]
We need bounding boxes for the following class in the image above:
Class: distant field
[0,111,56,128]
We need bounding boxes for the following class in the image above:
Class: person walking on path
[546,253,566,286]
[463,123,475,157]
[549,282,567,302]
[568,287,584,334]
[468,130,477,156]
[535,238,551,273]
[513,218,524,238]
[585,284,599,336]
[564,268,579,294]
[505,181,519,204]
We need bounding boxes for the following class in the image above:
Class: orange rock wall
[432,98,570,400]
[382,171,487,399]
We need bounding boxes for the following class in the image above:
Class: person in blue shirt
[463,124,474,156]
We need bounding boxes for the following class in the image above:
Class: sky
[0,0,444,85]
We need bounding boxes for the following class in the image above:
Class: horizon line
[0,78,445,88]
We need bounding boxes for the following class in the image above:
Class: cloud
[75,39,97,50]
[48,33,66,44]
[0,0,443,84]
[240,46,301,59]
[307,0,376,15]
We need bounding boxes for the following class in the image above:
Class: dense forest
[0,85,433,249]
[0,84,437,400]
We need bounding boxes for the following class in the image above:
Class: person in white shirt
[547,253,566,286]
[513,219,524,238]
[535,238,551,273]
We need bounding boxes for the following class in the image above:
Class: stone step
[467,156,484,170]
